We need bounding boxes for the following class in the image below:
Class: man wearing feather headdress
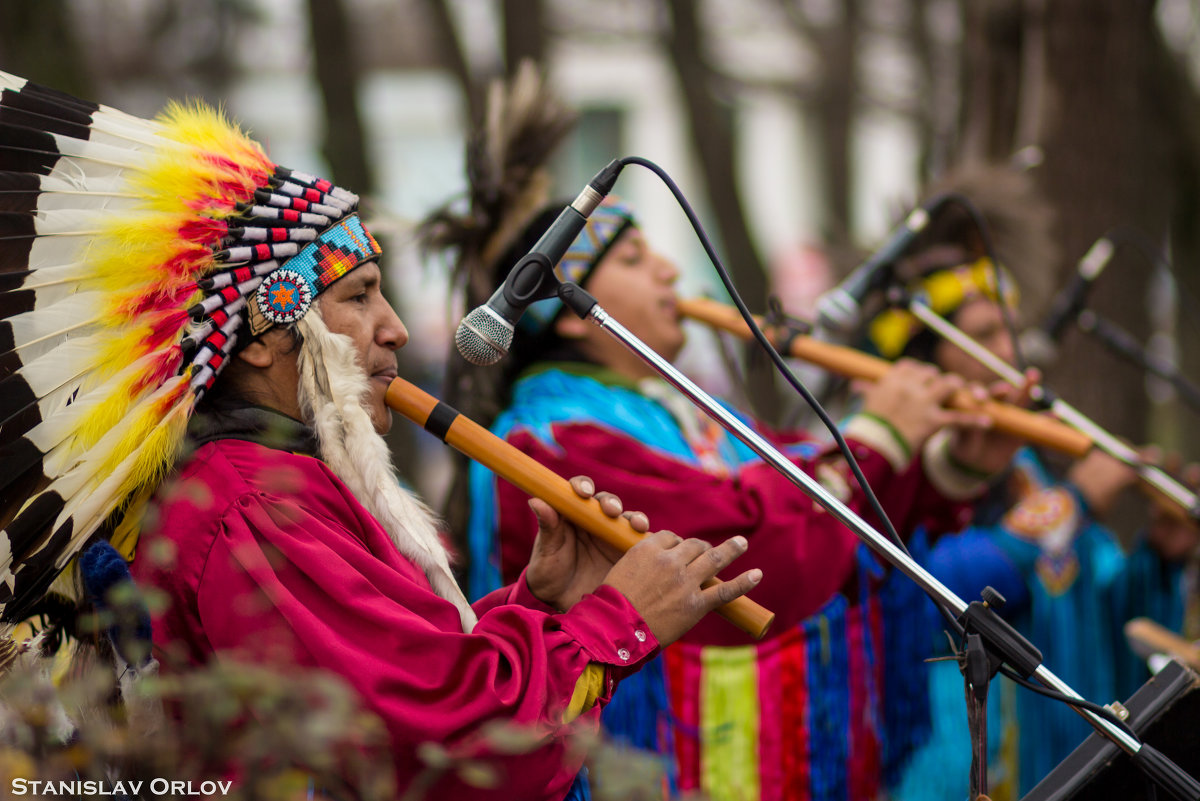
[0,73,762,800]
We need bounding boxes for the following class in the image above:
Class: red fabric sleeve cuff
[510,567,560,614]
[557,584,659,668]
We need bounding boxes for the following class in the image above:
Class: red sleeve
[472,568,558,617]
[194,493,657,801]
[493,418,976,644]
[831,417,979,537]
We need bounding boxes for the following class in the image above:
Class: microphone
[455,159,623,366]
[815,196,946,335]
[1020,236,1114,366]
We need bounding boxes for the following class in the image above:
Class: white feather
[5,265,90,317]
[29,207,111,234]
[26,351,162,459]
[296,310,477,632]
[8,334,103,399]
[38,168,136,197]
[0,69,165,146]
[29,183,139,212]
[6,290,102,352]
[13,208,121,273]
[86,110,165,146]
[15,261,88,286]
[1,382,189,593]
[45,133,153,171]
[42,157,138,199]
[49,386,187,534]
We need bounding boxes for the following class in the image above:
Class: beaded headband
[519,196,636,335]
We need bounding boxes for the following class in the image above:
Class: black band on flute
[424,400,459,442]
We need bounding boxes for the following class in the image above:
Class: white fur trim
[295,311,477,632]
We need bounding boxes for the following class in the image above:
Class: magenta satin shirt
[132,437,657,800]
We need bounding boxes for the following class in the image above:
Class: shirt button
[617,648,631,662]
[634,629,647,642]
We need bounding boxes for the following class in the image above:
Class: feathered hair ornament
[906,161,1059,318]
[0,72,373,632]
[418,60,578,545]
[421,60,579,344]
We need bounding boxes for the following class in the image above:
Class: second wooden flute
[679,296,1094,459]
[1123,617,1200,673]
[386,376,776,640]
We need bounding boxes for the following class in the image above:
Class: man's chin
[372,409,393,436]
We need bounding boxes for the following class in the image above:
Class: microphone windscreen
[455,305,513,366]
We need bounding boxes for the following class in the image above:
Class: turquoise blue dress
[893,448,1186,798]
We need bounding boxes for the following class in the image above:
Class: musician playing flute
[872,165,1199,799]
[427,76,1030,798]
[0,75,767,801]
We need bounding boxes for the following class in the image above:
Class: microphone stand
[901,294,1200,521]
[1072,308,1200,414]
[553,280,1200,801]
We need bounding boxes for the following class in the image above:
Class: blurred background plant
[0,638,689,800]
[0,646,398,800]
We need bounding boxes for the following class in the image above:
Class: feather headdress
[0,73,374,628]
[910,162,1059,319]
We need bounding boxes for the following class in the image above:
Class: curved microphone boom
[455,159,624,366]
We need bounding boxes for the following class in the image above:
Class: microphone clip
[502,252,562,310]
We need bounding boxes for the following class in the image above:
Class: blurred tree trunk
[961,0,1172,449]
[1155,16,1200,460]
[958,0,1183,535]
[502,0,545,75]
[957,0,1025,162]
[664,0,781,422]
[662,0,767,307]
[423,0,490,131]
[0,0,93,98]
[812,0,859,251]
[304,0,426,487]
[305,0,373,195]
[1033,1,1171,449]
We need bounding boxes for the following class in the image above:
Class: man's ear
[237,330,286,368]
[554,313,589,340]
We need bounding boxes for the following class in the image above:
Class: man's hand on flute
[526,474,761,646]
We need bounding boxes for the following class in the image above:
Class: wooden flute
[1124,617,1200,673]
[386,377,776,640]
[678,296,1094,458]
[680,297,1200,522]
